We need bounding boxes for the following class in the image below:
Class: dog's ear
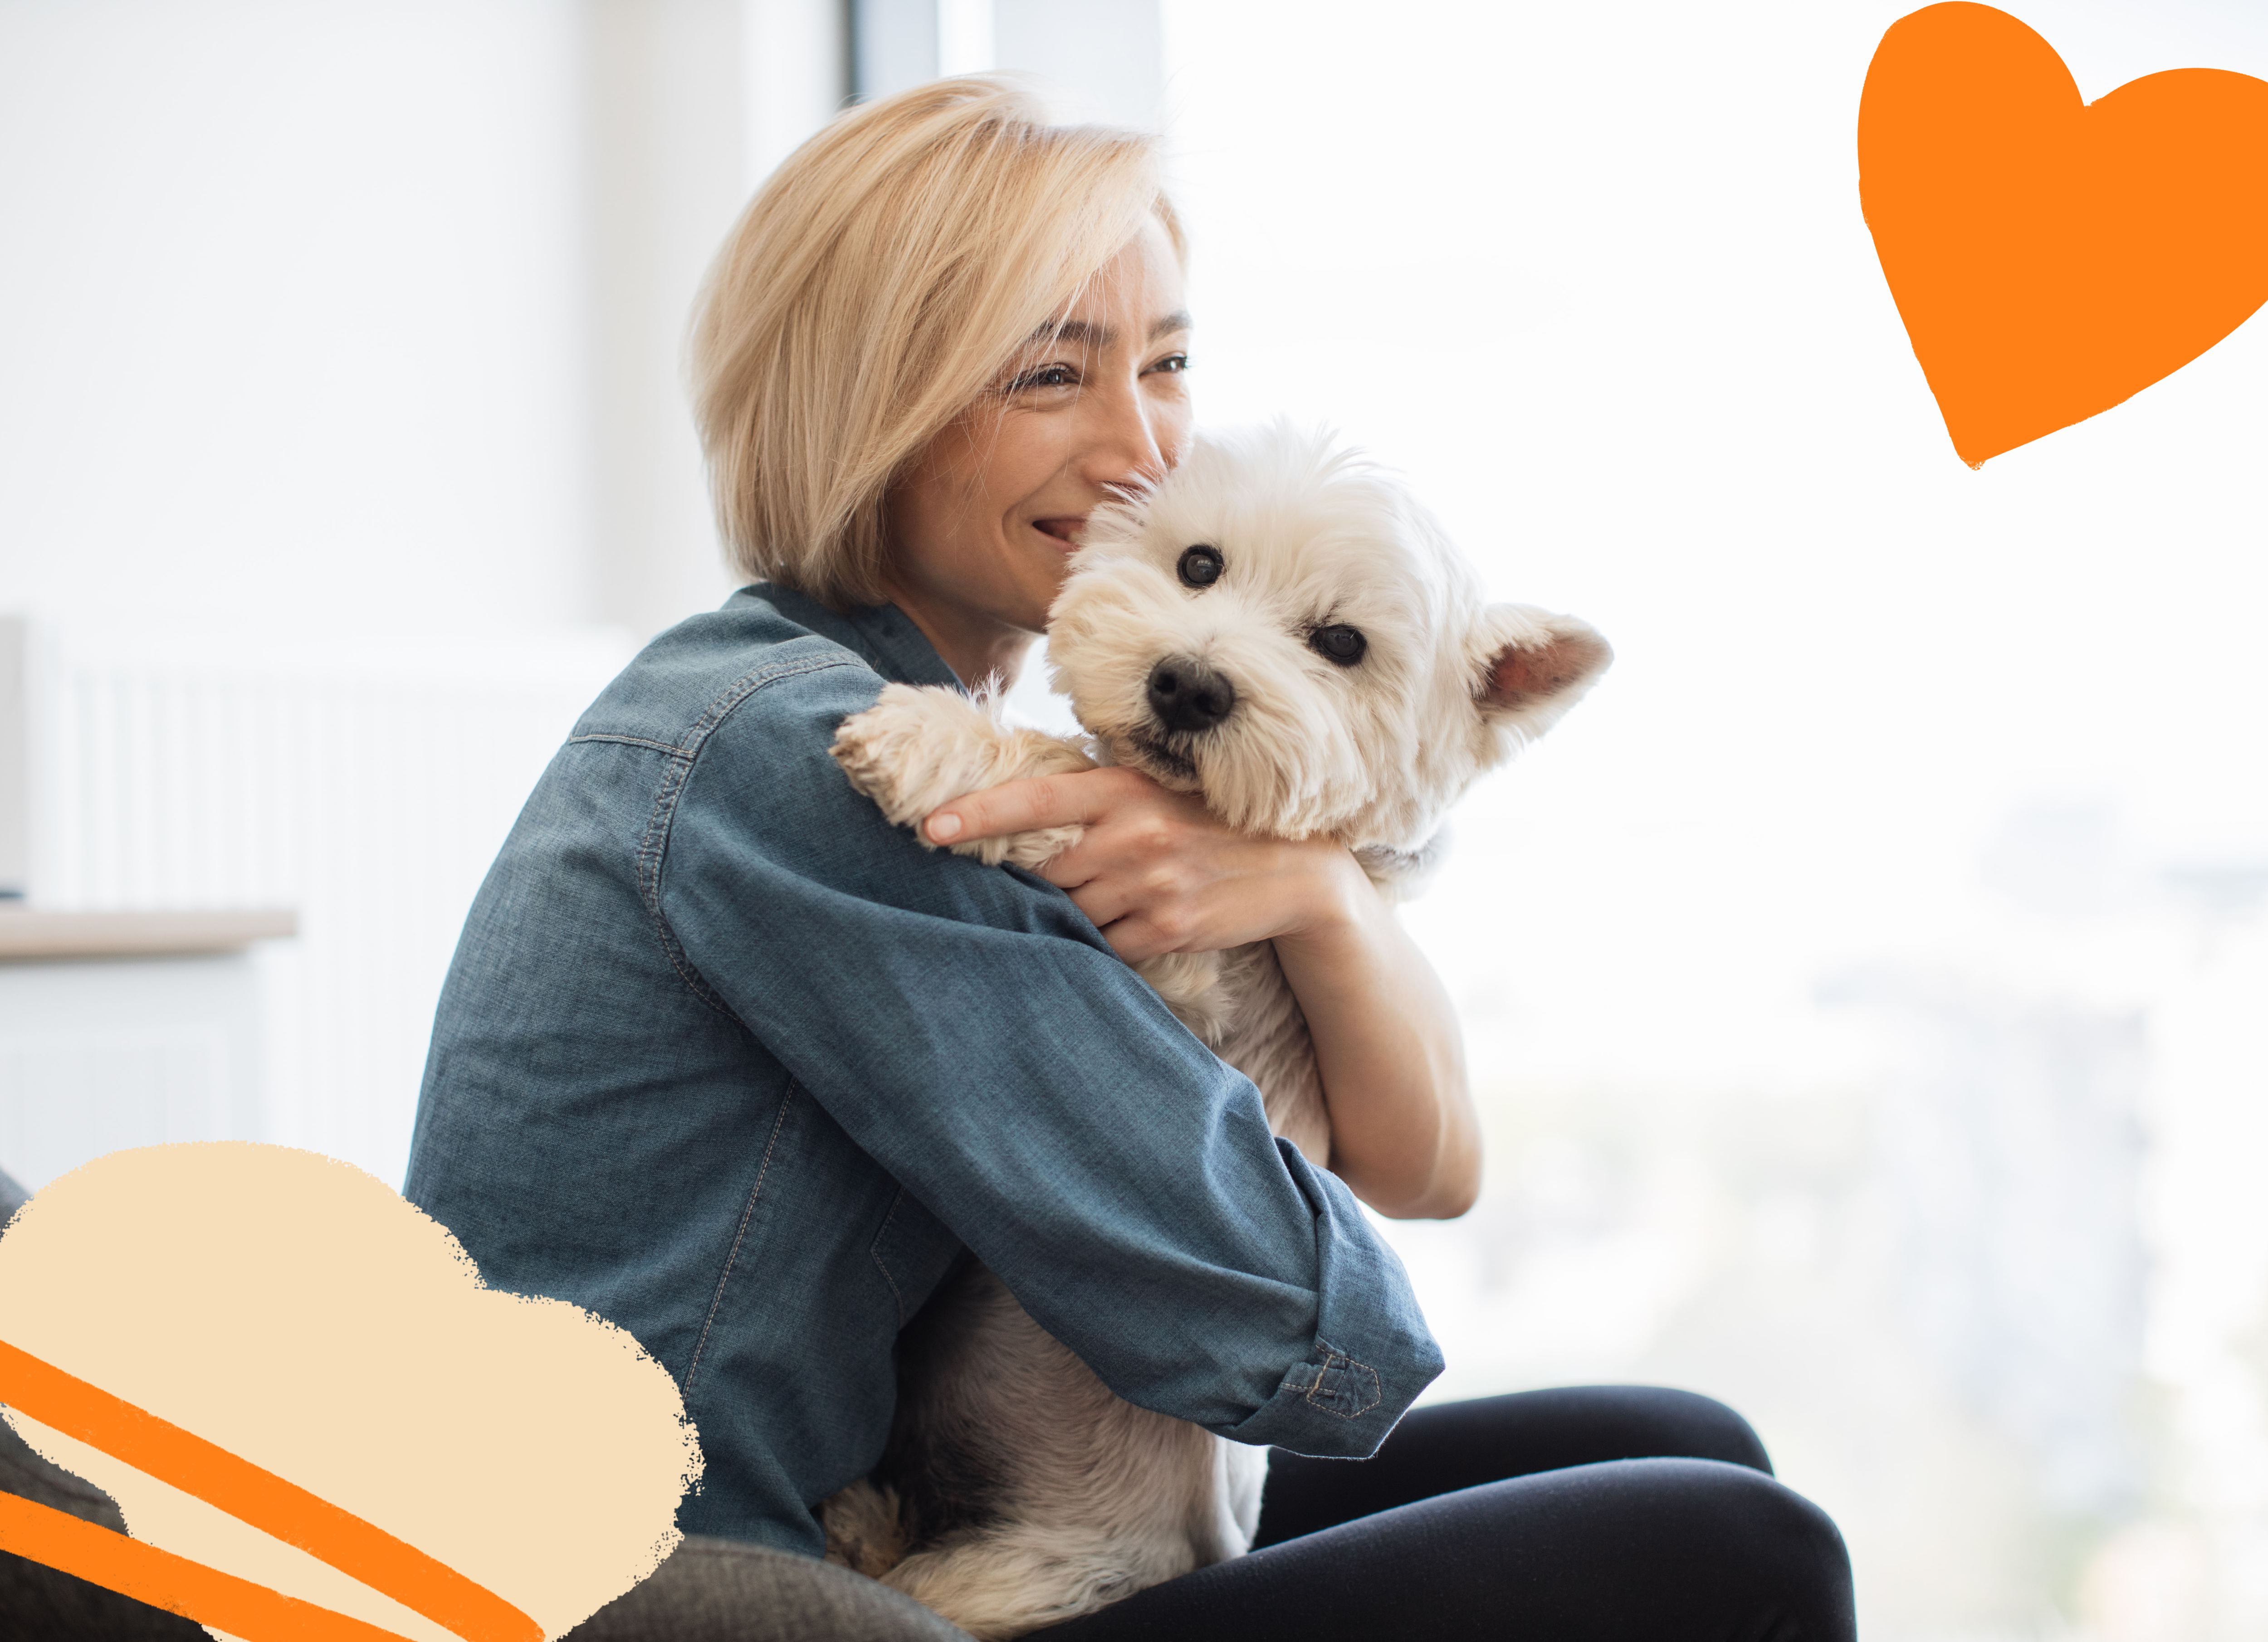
[1473,605,1612,743]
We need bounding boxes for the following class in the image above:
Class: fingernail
[927,814,962,842]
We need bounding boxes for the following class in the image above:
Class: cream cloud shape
[0,1142,702,1640]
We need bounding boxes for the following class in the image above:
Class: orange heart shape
[1859,3,2268,466]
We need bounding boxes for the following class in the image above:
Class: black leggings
[1028,1386,1855,1642]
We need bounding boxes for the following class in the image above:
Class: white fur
[822,424,1610,1638]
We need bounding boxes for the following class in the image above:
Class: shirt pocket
[868,1185,963,1330]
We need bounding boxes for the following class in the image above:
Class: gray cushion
[0,1415,965,1642]
[567,1537,973,1642]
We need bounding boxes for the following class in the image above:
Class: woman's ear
[1473,605,1613,742]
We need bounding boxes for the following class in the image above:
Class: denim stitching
[568,732,686,755]
[684,1080,798,1395]
[677,650,856,758]
[1300,1336,1383,1419]
[869,1189,910,1327]
[629,650,862,1021]
[634,752,738,1023]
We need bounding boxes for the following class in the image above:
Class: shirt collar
[738,583,964,692]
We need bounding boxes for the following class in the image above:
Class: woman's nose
[1078,380,1168,490]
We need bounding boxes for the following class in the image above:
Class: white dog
[822,424,1611,1638]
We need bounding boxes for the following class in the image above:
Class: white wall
[851,0,1164,125]
[586,0,767,642]
[0,618,27,897]
[992,0,1162,125]
[0,0,855,655]
[0,0,850,1189]
[0,0,598,651]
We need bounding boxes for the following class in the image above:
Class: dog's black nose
[1146,658,1237,734]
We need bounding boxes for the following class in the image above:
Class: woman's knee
[1084,1458,1855,1642]
[1505,1384,1775,1475]
[1618,1385,1774,1474]
[1319,1460,1853,1640]
[1630,1459,1854,1637]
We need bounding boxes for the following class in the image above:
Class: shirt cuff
[1208,1140,1445,1458]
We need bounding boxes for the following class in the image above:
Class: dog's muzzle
[1145,658,1236,735]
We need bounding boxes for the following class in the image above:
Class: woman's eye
[1148,352,1189,375]
[1178,545,1224,589]
[1309,624,1367,666]
[1010,363,1077,391]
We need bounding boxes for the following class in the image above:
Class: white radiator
[5,630,631,1190]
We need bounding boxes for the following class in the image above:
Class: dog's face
[1046,425,1612,847]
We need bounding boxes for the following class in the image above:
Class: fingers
[924,765,1151,846]
[1031,819,1170,889]
[1077,885,1208,964]
[1047,836,1191,922]
[1028,804,1204,885]
[923,765,1280,963]
[1090,912,1168,965]
[1063,877,1137,933]
[1041,843,1183,958]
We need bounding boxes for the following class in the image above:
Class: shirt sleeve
[654,658,1442,1457]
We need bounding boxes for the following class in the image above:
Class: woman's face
[885,219,1193,665]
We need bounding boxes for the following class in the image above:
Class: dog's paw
[1138,950,1232,1045]
[832,683,1095,868]
[820,1478,909,1579]
[831,684,982,828]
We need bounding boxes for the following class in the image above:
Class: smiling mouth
[1032,517,1085,547]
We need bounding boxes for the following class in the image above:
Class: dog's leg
[832,683,1096,869]
[1134,950,1231,1045]
[880,1410,1222,1640]
[872,1265,1232,1640]
[1211,944,1331,1162]
[885,1530,1173,1642]
[820,1478,909,1578]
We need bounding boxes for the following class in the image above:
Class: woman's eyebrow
[1035,318,1113,349]
[1029,311,1193,351]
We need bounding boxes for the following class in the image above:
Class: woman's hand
[926,765,1351,960]
[925,766,1482,1220]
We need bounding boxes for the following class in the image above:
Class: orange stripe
[0,1491,415,1642]
[0,1340,540,1642]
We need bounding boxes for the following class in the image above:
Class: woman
[406,80,1853,1639]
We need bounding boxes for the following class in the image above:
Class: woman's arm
[657,663,1444,1457]
[925,766,1482,1220]
[1272,860,1480,1220]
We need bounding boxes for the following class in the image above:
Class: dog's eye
[1177,546,1224,589]
[1309,625,1368,666]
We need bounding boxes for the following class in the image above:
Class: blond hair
[689,78,1183,610]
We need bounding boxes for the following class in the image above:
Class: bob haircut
[690,78,1184,611]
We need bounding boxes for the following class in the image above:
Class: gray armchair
[0,1415,968,1641]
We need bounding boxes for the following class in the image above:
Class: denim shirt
[403,585,1442,1557]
